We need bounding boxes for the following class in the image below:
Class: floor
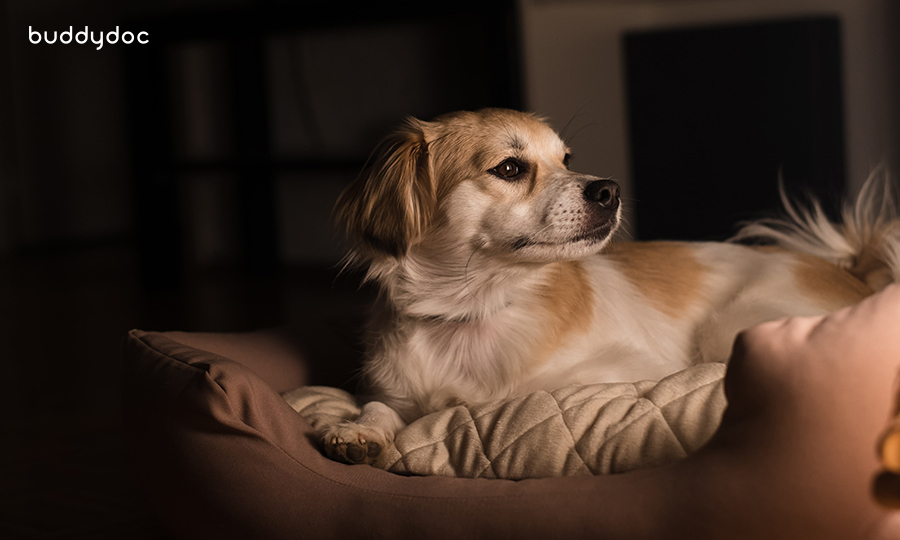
[0,243,368,538]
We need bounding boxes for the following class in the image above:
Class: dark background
[1,0,897,537]
[1,2,523,537]
[626,17,846,240]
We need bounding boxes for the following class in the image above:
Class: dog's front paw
[323,422,391,466]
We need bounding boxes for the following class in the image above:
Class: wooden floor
[0,243,367,538]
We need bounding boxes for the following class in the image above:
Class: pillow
[122,286,900,539]
[284,363,726,479]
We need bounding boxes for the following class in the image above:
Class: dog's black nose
[583,179,619,207]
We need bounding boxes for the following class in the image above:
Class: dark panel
[624,18,845,241]
[230,36,278,277]
[124,41,183,290]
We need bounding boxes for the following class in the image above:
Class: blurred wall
[1,0,244,253]
[521,0,900,236]
[521,0,900,238]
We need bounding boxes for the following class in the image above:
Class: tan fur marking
[605,242,708,318]
[793,252,873,310]
[748,245,873,308]
[531,260,594,367]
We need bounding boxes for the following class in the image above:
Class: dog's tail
[732,168,900,292]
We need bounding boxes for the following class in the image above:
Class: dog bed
[121,286,900,539]
[284,363,726,478]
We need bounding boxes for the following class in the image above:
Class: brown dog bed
[121,286,900,539]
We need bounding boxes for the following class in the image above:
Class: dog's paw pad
[323,424,388,466]
[366,441,382,458]
[344,441,366,462]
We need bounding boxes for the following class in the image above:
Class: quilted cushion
[284,363,726,478]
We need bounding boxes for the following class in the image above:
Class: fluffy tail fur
[732,168,900,291]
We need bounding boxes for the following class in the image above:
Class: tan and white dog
[324,108,900,466]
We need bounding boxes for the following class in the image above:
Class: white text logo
[29,26,149,50]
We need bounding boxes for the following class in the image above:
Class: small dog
[324,108,900,466]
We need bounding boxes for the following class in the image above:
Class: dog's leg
[322,401,407,467]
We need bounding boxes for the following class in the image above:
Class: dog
[323,108,900,466]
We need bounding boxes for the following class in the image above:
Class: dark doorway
[624,17,845,240]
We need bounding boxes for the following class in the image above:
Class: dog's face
[335,109,620,264]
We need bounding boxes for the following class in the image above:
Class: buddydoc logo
[29,26,148,50]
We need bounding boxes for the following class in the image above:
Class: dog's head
[335,109,620,265]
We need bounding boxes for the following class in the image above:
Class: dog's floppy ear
[334,118,434,258]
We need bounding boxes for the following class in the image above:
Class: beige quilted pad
[283,362,727,479]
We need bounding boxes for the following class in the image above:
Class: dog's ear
[334,118,434,258]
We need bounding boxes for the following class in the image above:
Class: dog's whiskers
[563,122,598,147]
[524,221,557,244]
[559,103,589,141]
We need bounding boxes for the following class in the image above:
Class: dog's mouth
[511,222,616,251]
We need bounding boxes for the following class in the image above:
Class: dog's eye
[563,153,571,169]
[490,159,523,180]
